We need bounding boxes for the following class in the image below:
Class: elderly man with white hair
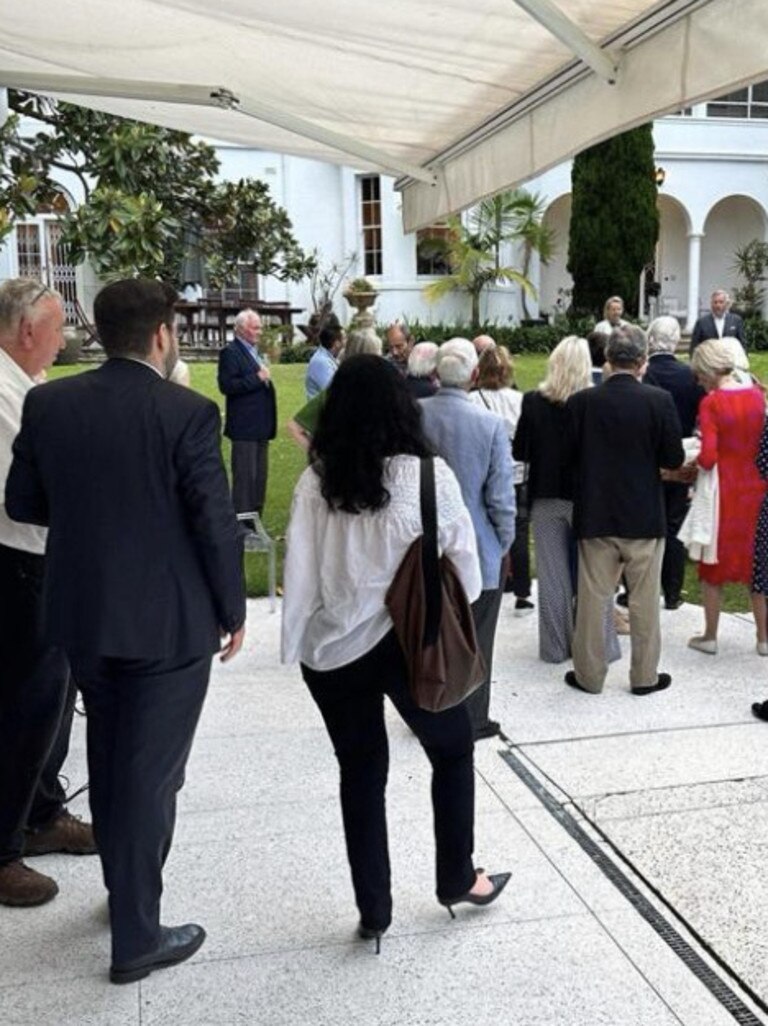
[419,338,515,740]
[405,341,439,398]
[644,316,705,609]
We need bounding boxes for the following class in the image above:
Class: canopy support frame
[510,0,620,83]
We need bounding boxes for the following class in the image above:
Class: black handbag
[385,458,485,712]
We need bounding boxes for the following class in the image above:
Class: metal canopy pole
[0,71,438,185]
[511,0,620,83]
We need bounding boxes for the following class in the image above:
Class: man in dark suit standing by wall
[217,309,276,532]
[689,289,746,355]
[566,326,684,695]
[7,279,246,983]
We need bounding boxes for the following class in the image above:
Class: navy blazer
[690,311,746,354]
[217,339,277,442]
[567,374,684,540]
[643,353,704,437]
[6,359,246,660]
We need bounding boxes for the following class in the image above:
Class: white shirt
[468,387,524,484]
[281,455,482,670]
[0,348,47,554]
[594,317,628,335]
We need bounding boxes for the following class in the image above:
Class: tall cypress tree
[567,124,659,317]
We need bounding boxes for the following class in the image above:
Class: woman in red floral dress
[688,340,767,655]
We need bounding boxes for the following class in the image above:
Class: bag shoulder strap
[419,457,442,646]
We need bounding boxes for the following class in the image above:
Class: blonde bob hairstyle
[476,344,515,390]
[538,335,593,405]
[690,339,736,384]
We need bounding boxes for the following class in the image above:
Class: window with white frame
[416,224,452,276]
[360,175,383,276]
[707,80,768,119]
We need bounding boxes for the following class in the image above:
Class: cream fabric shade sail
[0,0,766,231]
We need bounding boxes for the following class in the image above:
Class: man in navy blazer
[566,326,684,696]
[420,338,515,740]
[7,279,246,983]
[644,316,704,609]
[217,309,277,528]
[689,289,746,355]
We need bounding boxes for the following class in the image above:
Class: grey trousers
[573,537,665,691]
[465,569,505,732]
[532,499,620,665]
[231,439,269,518]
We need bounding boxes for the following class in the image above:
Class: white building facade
[2,86,768,333]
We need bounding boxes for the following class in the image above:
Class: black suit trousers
[0,543,70,864]
[661,481,690,604]
[71,652,211,964]
[302,631,476,930]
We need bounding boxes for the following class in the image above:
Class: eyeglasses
[28,284,52,308]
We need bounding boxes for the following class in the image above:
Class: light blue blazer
[420,388,515,590]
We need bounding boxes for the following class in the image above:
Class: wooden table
[175,300,304,345]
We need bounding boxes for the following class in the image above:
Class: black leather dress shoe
[564,671,599,694]
[752,701,768,722]
[631,673,672,696]
[664,598,684,610]
[473,720,502,740]
[110,924,206,984]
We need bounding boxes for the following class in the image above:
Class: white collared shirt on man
[0,347,46,554]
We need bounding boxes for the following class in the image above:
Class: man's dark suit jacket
[6,358,246,660]
[567,374,684,540]
[217,339,277,442]
[690,311,746,354]
[643,353,704,437]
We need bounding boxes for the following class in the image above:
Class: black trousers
[71,652,211,964]
[302,631,476,930]
[0,543,70,864]
[231,439,269,519]
[662,482,690,604]
[466,568,505,733]
[508,484,532,599]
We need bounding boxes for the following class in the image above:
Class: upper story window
[707,80,768,119]
[416,224,452,276]
[360,175,382,276]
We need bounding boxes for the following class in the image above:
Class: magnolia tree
[0,91,316,286]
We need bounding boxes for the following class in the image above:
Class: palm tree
[422,213,534,329]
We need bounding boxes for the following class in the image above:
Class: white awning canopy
[1,0,766,231]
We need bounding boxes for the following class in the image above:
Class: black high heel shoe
[357,923,387,954]
[439,870,511,919]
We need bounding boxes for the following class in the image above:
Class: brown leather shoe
[0,860,59,906]
[24,809,98,856]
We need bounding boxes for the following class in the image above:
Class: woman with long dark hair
[282,356,510,950]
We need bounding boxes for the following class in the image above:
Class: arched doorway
[656,194,690,321]
[539,194,572,316]
[701,195,768,314]
[14,191,78,323]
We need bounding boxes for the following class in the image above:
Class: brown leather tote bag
[385,457,485,712]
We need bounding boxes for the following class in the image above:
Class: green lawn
[48,352,768,609]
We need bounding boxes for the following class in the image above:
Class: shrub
[279,342,315,363]
[744,317,768,352]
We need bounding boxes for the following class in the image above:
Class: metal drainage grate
[500,747,767,1026]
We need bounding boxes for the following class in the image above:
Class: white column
[0,88,7,126]
[686,233,703,333]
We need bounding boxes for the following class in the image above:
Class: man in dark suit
[217,309,277,530]
[566,326,684,695]
[644,316,704,609]
[7,279,246,983]
[689,289,746,355]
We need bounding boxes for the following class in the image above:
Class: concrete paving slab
[138,915,687,1026]
[518,724,768,800]
[599,796,768,999]
[1,976,138,1026]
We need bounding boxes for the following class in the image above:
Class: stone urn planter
[343,279,378,329]
[56,326,86,365]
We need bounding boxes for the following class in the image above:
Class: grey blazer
[420,388,515,590]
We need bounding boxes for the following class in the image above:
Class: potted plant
[343,277,378,313]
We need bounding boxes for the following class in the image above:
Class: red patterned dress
[698,384,766,585]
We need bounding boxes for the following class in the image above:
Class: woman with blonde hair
[469,346,531,613]
[514,337,620,663]
[687,340,767,655]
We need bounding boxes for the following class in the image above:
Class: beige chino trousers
[573,537,665,691]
